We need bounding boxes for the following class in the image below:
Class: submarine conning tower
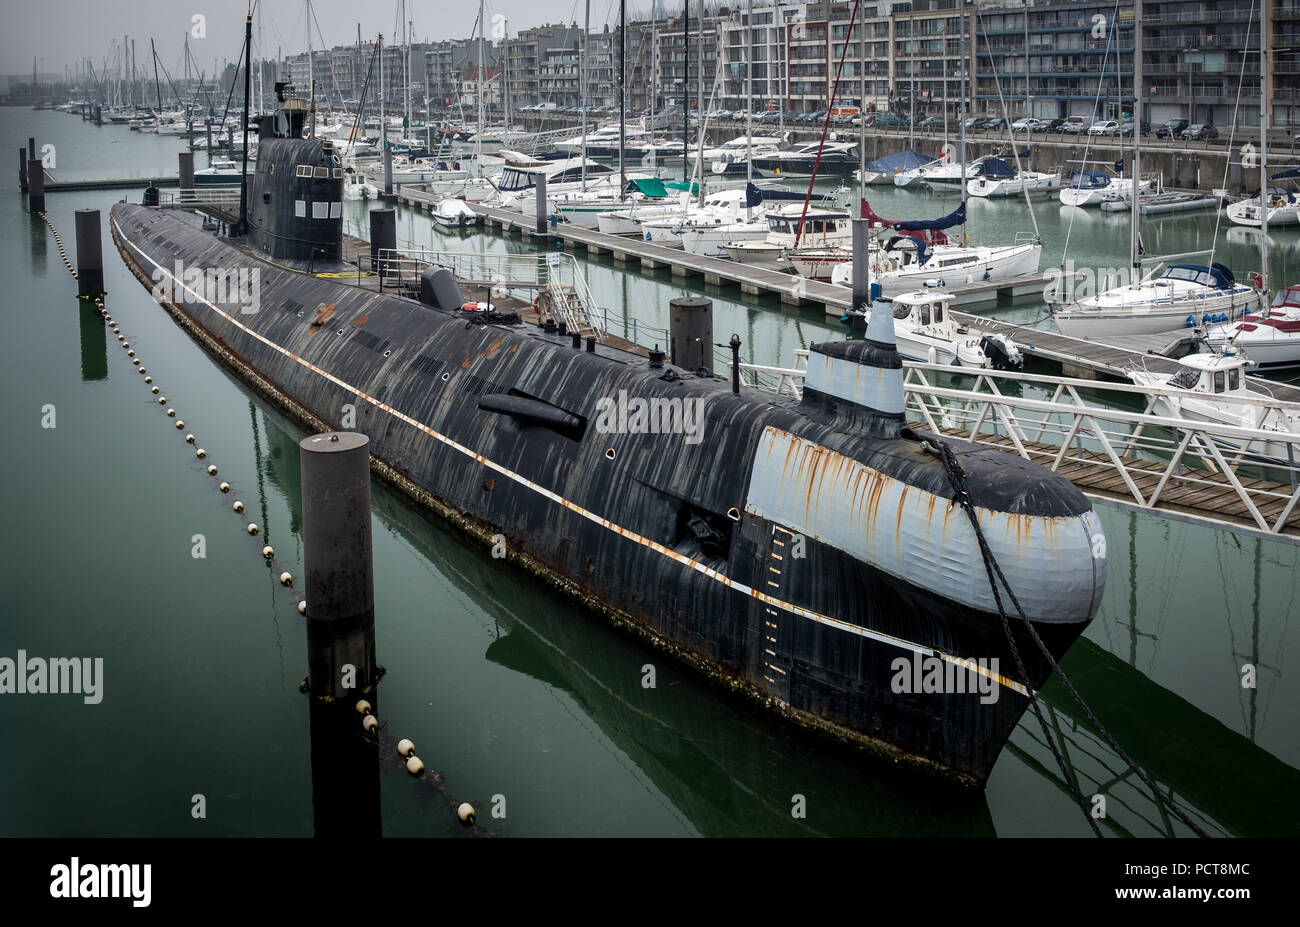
[800,299,904,438]
[247,81,344,264]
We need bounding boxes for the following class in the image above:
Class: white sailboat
[1051,14,1262,338]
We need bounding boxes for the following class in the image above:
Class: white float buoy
[166,408,175,417]
[127,350,135,358]
[176,421,185,429]
[362,714,379,733]
[405,756,425,776]
[220,482,230,493]
[247,523,258,535]
[232,501,244,513]
[185,433,195,443]
[261,545,274,558]
[132,359,140,366]
[278,571,292,586]
[157,396,166,404]
[206,465,218,476]
[355,700,372,715]
[396,738,415,757]
[296,600,307,615]
[195,448,206,458]
[457,803,476,826]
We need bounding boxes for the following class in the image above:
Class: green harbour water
[1,108,1297,837]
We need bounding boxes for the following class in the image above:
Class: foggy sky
[6,0,658,80]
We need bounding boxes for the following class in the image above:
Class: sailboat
[1205,25,1299,366]
[1051,14,1263,338]
[1226,167,1300,228]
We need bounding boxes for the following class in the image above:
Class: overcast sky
[7,0,655,79]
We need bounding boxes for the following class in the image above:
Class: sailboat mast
[747,0,754,193]
[857,0,865,201]
[307,0,314,137]
[1130,10,1141,282]
[1260,6,1270,294]
[696,0,705,205]
[619,0,626,196]
[582,0,589,191]
[683,1,689,183]
[476,0,484,163]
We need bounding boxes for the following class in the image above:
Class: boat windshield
[1162,266,1222,288]
[893,304,913,320]
[1169,366,1201,390]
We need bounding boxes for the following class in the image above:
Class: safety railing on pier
[735,357,1300,538]
[157,189,242,208]
[372,248,605,340]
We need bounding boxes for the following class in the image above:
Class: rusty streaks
[350,313,369,327]
[310,303,336,328]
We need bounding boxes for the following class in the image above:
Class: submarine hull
[111,203,1102,785]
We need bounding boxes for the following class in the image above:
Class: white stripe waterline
[112,215,1031,699]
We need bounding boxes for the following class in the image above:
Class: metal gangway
[736,355,1300,541]
[373,248,605,341]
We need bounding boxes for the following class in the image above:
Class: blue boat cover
[863,149,932,175]
[974,158,1017,179]
[893,201,967,232]
[1270,166,1300,181]
[1067,171,1110,190]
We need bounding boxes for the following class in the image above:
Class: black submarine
[109,70,1107,786]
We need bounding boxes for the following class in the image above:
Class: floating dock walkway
[395,187,1300,404]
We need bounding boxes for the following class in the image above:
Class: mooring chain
[923,436,1210,838]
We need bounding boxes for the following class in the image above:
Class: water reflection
[77,300,106,381]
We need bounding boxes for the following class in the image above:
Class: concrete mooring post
[383,145,393,196]
[28,137,35,161]
[18,148,28,192]
[178,151,195,192]
[299,431,376,699]
[74,209,104,299]
[851,218,871,314]
[27,160,44,213]
[669,296,714,375]
[533,173,548,236]
[299,430,380,839]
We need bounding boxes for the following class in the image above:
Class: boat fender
[938,279,946,288]
[1186,315,1197,328]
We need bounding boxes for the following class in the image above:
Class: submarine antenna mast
[232,8,253,237]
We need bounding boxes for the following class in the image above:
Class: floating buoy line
[40,211,306,611]
[44,211,487,837]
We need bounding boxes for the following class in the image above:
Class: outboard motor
[980,333,1024,372]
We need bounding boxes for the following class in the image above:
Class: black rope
[923,435,1210,838]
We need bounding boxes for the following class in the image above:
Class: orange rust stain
[459,356,472,369]
[485,338,504,359]
[311,304,336,327]
[350,314,369,327]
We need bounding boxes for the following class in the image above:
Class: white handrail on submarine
[736,357,1300,539]
[373,247,605,341]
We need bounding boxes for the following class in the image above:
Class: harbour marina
[6,1,1300,844]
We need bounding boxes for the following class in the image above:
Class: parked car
[982,117,1008,132]
[1089,120,1121,136]
[1011,117,1050,132]
[1181,123,1219,141]
[962,116,985,132]
[1117,120,1150,137]
[875,113,909,128]
[1060,116,1092,134]
[1154,119,1190,139]
[916,115,946,130]
[1044,118,1068,133]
